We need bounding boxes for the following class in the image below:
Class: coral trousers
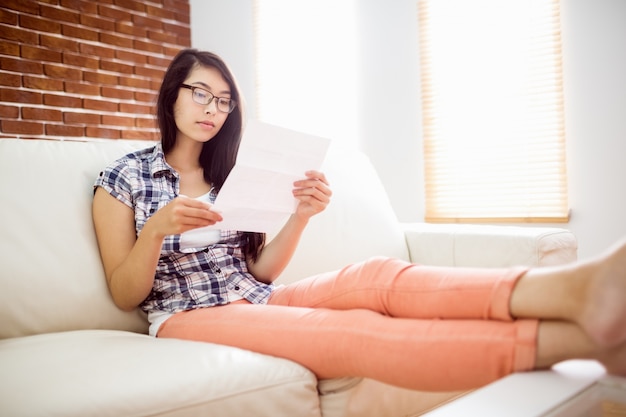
[158,257,538,391]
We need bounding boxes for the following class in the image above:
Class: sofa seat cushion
[0,330,321,417]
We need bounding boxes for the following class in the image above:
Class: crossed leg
[158,239,626,390]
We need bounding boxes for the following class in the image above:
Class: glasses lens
[217,99,235,113]
[192,88,212,105]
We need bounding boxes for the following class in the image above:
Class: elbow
[106,275,144,312]
[116,300,139,313]
[110,293,140,312]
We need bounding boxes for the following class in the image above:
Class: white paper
[208,120,331,233]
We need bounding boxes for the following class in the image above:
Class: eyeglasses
[180,84,237,114]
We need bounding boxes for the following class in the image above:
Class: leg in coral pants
[157,257,538,391]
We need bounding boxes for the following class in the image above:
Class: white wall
[190,0,626,259]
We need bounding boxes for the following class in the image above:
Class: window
[253,0,358,146]
[418,0,569,222]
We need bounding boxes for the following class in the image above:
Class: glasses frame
[180,84,237,114]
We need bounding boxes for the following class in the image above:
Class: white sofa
[0,138,578,417]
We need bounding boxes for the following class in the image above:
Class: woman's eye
[195,91,208,100]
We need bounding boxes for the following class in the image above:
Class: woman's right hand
[144,195,223,239]
[93,190,222,311]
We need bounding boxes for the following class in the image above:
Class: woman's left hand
[292,170,332,220]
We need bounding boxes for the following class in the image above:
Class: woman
[93,48,626,391]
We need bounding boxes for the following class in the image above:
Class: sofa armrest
[402,223,578,267]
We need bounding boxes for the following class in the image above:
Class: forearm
[248,214,309,283]
[106,226,164,311]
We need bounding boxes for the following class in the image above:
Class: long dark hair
[157,48,265,261]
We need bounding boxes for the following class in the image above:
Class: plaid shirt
[94,143,274,315]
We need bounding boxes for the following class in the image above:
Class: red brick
[0,56,43,74]
[102,115,135,127]
[134,65,164,79]
[133,39,163,54]
[64,111,100,125]
[113,0,146,13]
[149,79,162,90]
[64,81,99,96]
[163,0,189,14]
[0,104,19,119]
[132,14,162,30]
[0,8,19,25]
[164,46,184,58]
[135,117,157,129]
[21,45,63,63]
[100,60,134,74]
[115,21,146,38]
[60,0,98,14]
[44,64,81,81]
[122,129,158,140]
[0,0,39,14]
[0,71,21,87]
[0,88,43,104]
[40,4,80,24]
[80,14,115,31]
[0,41,19,56]
[63,52,99,69]
[85,126,121,139]
[40,34,79,53]
[177,35,191,47]
[20,14,62,33]
[119,102,152,114]
[46,123,84,137]
[147,30,177,45]
[99,32,133,48]
[43,93,81,108]
[22,107,63,122]
[163,22,190,37]
[0,25,39,44]
[174,12,190,25]
[119,75,151,89]
[146,4,175,20]
[97,4,132,21]
[23,75,64,91]
[79,43,115,59]
[62,24,99,41]
[83,70,118,86]
[83,98,117,112]
[134,90,157,103]
[101,86,134,100]
[144,55,166,68]
[115,50,147,65]
[1,120,44,135]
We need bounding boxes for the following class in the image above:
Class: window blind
[418,0,569,223]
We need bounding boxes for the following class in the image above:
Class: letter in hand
[292,170,332,220]
[146,195,223,238]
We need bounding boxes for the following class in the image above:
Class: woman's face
[173,64,232,145]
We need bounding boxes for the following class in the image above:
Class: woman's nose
[204,99,217,114]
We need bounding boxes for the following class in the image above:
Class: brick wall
[0,0,191,141]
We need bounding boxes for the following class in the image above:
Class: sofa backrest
[275,144,409,285]
[0,139,149,339]
[0,138,408,338]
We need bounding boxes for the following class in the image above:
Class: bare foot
[579,238,626,348]
[595,342,626,376]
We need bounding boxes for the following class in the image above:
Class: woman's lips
[198,120,215,129]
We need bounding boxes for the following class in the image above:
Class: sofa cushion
[0,139,150,338]
[275,144,410,285]
[0,330,321,417]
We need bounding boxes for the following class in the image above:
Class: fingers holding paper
[146,196,223,238]
[292,170,332,219]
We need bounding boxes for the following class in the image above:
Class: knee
[361,256,409,272]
